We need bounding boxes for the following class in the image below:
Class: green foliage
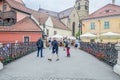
[75,31,81,38]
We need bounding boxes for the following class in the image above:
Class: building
[0,0,42,43]
[0,0,89,44]
[82,4,120,43]
[39,0,89,37]
[0,0,76,44]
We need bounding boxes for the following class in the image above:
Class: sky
[23,0,120,14]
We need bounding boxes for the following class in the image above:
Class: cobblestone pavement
[0,47,120,80]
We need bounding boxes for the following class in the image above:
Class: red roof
[6,0,49,25]
[51,16,71,31]
[0,17,41,32]
[83,4,120,20]
[6,0,70,30]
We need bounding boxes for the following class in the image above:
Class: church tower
[75,0,89,19]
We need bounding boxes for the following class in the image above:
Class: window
[77,3,80,10]
[3,4,7,12]
[68,18,71,23]
[90,22,95,30]
[105,10,110,13]
[72,22,75,36]
[24,36,29,43]
[47,29,49,36]
[54,31,57,35]
[85,6,88,10]
[85,2,88,10]
[104,21,110,29]
[73,14,75,17]
[77,6,80,10]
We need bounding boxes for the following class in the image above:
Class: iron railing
[0,42,37,65]
[80,42,118,66]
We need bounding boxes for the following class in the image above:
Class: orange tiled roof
[51,16,71,31]
[0,17,41,32]
[6,0,49,25]
[28,9,49,25]
[6,0,70,30]
[83,4,120,20]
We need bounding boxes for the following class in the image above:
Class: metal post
[42,24,45,39]
[78,21,82,42]
[78,23,81,41]
[98,20,101,42]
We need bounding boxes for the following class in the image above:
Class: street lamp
[78,21,82,41]
[98,20,101,42]
[42,24,45,39]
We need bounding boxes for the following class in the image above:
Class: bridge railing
[0,42,37,65]
[80,42,118,66]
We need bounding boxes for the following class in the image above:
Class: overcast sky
[23,0,120,14]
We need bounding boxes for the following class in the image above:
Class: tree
[75,31,81,38]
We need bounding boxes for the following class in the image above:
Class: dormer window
[105,10,110,13]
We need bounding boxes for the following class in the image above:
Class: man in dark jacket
[48,38,59,61]
[36,38,44,57]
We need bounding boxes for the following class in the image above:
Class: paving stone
[0,47,120,80]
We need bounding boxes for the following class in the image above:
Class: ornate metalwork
[80,42,118,66]
[0,42,37,65]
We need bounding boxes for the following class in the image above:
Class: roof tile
[51,16,71,31]
[0,17,41,32]
[83,4,120,20]
[6,0,49,25]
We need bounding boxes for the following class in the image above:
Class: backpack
[65,41,68,47]
[52,40,58,48]
[37,40,43,48]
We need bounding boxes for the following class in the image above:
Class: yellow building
[82,4,120,43]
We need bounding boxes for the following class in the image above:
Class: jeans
[37,47,43,57]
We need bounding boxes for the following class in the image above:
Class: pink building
[0,0,45,43]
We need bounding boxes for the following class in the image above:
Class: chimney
[112,0,115,4]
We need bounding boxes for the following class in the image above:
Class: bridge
[0,46,120,80]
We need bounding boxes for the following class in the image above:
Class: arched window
[77,3,80,10]
[72,22,75,36]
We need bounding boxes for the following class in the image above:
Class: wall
[16,11,29,22]
[0,32,42,43]
[82,16,120,43]
[69,8,79,35]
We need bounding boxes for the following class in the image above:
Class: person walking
[48,38,59,61]
[36,38,44,58]
[65,39,71,57]
[75,39,79,49]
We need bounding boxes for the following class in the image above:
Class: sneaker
[56,58,59,61]
[67,54,70,57]
[48,58,52,61]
